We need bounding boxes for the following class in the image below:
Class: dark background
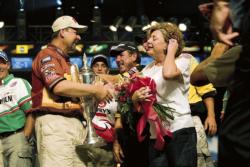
[0,0,211,25]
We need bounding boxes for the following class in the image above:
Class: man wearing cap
[32,15,113,167]
[110,43,142,75]
[109,43,149,167]
[91,54,110,75]
[0,51,34,167]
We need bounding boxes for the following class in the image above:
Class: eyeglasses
[65,28,79,35]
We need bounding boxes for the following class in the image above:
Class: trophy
[76,53,106,149]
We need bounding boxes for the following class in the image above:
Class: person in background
[191,0,250,166]
[91,54,110,75]
[81,54,117,167]
[109,43,150,167]
[0,51,34,167]
[188,56,217,167]
[31,15,113,167]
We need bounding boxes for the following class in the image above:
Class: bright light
[109,25,117,32]
[124,16,137,32]
[0,21,4,28]
[109,17,123,32]
[125,25,133,32]
[150,21,158,26]
[178,18,191,32]
[57,0,62,6]
[142,24,151,31]
[178,23,187,31]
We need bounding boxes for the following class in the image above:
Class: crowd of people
[0,0,249,166]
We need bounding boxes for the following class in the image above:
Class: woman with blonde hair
[134,22,197,167]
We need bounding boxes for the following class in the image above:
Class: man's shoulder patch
[41,56,52,64]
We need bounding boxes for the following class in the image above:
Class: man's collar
[1,74,14,85]
[47,44,69,60]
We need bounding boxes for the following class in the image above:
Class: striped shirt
[0,74,32,133]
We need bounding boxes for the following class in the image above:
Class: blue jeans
[149,127,197,167]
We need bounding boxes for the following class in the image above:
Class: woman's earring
[164,49,167,55]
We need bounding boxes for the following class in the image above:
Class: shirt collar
[1,74,14,85]
[47,44,70,61]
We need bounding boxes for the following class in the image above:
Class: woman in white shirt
[135,22,197,167]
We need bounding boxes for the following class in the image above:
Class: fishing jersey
[92,99,118,142]
[0,74,32,133]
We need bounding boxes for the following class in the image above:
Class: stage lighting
[0,22,4,28]
[150,17,164,26]
[141,15,150,31]
[19,0,25,11]
[178,18,191,32]
[17,10,26,41]
[0,21,4,41]
[109,17,123,32]
[125,16,137,32]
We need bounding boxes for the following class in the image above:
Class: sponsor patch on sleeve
[41,56,52,64]
[44,69,60,82]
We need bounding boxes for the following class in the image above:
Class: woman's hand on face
[167,38,179,54]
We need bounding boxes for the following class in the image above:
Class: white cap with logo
[52,15,88,33]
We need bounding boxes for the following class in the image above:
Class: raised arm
[162,39,181,79]
[210,0,239,45]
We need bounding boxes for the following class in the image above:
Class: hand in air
[167,38,179,54]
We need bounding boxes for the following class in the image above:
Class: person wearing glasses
[31,15,113,167]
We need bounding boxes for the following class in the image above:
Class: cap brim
[72,25,88,33]
[110,49,125,56]
[0,57,8,62]
[91,57,109,67]
[109,46,126,56]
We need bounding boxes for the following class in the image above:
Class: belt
[0,127,24,139]
[35,111,83,120]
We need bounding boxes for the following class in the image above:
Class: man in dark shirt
[191,1,250,166]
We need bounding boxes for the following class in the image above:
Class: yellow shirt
[188,56,216,104]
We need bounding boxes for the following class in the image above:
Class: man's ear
[59,29,64,38]
[131,53,137,62]
[7,62,11,70]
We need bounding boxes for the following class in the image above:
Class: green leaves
[153,103,175,122]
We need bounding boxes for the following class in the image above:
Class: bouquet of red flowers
[116,75,175,150]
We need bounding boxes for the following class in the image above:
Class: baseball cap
[52,15,88,33]
[0,51,8,62]
[91,54,109,68]
[110,43,138,56]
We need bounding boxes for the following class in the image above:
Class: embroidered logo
[41,56,52,64]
